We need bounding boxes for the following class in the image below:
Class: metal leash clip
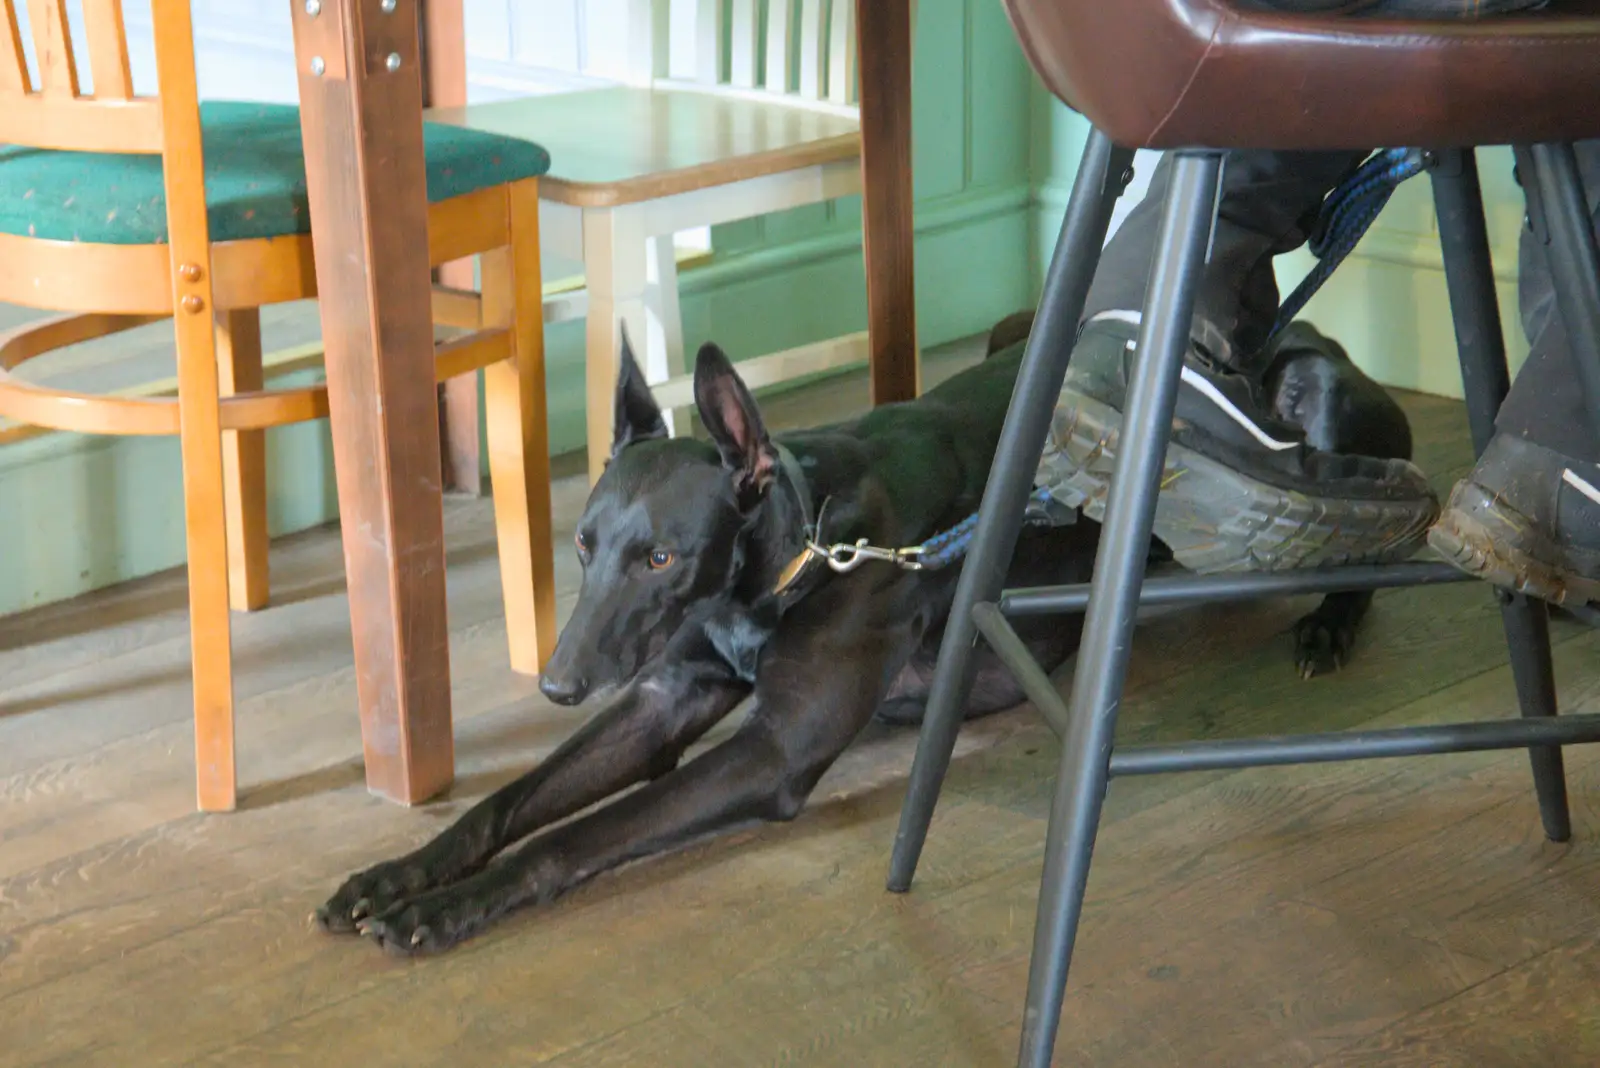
[807,538,926,573]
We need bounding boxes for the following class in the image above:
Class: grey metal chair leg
[1014,150,1223,1068]
[1430,148,1571,843]
[887,129,1134,893]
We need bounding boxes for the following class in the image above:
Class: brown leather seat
[1003,0,1600,150]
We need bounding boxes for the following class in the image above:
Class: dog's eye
[648,549,675,571]
[575,532,590,557]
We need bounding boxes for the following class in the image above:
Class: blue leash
[1270,147,1426,339]
[913,486,1060,570]
[862,150,1427,574]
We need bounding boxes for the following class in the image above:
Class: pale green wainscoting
[0,0,1039,615]
[0,5,1535,616]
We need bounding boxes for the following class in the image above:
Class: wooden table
[287,0,919,805]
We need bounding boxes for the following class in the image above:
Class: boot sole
[1039,392,1440,573]
[1427,481,1600,606]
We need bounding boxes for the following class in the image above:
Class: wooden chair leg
[482,180,557,675]
[215,308,270,612]
[175,311,238,812]
[155,0,236,812]
[439,261,485,497]
[644,234,690,435]
[581,206,651,485]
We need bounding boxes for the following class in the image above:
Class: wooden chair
[428,0,907,482]
[0,0,557,812]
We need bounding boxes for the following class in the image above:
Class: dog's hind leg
[351,567,928,956]
[316,629,750,935]
[985,309,1037,358]
[875,525,1095,725]
[876,609,1083,725]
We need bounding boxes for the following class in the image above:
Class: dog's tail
[984,309,1035,359]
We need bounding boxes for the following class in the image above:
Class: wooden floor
[3,338,1600,1067]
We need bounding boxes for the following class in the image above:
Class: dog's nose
[539,673,588,706]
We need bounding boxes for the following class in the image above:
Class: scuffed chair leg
[1432,148,1570,842]
[887,129,1134,893]
[1016,151,1223,1068]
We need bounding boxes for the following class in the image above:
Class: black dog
[315,313,1418,954]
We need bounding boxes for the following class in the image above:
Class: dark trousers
[1085,140,1600,463]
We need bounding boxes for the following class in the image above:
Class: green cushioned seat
[0,100,551,246]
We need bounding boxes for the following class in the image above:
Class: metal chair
[882,2,1600,1064]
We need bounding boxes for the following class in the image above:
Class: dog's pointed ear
[693,341,777,502]
[611,326,668,458]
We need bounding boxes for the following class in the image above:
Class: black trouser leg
[886,130,1133,893]
[1498,142,1600,464]
[1085,147,1367,373]
[1526,143,1600,449]
[1015,150,1224,1068]
[1430,148,1571,843]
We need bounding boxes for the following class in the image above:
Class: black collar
[772,442,814,536]
[769,442,824,601]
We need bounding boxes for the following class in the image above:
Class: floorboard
[2,335,1598,1067]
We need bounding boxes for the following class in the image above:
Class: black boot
[1431,143,1600,606]
[1430,437,1600,605]
[1038,149,1439,573]
[1039,314,1438,572]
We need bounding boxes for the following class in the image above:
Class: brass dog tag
[773,548,816,596]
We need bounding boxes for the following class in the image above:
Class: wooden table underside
[288,0,918,804]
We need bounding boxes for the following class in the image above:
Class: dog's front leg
[1292,590,1374,678]
[317,639,749,933]
[356,572,922,955]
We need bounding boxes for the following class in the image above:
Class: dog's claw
[351,897,372,921]
[410,926,430,948]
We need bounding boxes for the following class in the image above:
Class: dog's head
[538,332,785,705]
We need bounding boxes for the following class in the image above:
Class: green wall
[0,0,1041,616]
[1,4,1536,616]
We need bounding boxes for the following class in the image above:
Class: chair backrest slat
[25,0,77,94]
[825,0,854,105]
[0,0,172,153]
[728,0,758,87]
[652,0,885,111]
[691,0,723,83]
[795,0,825,98]
[83,0,133,99]
[763,0,792,94]
[2,0,28,93]
[626,0,670,84]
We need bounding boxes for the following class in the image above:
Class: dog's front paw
[1291,613,1355,679]
[314,856,439,935]
[356,887,491,957]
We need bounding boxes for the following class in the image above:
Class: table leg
[855,0,919,405]
[419,0,482,496]
[290,0,454,804]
